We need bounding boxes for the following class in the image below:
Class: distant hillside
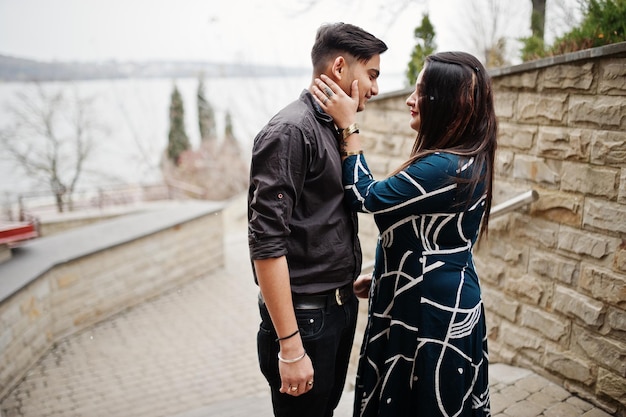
[0,54,309,82]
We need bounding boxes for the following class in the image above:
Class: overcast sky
[0,0,579,74]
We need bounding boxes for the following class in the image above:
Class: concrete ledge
[371,42,626,102]
[489,41,626,77]
[0,200,226,400]
[0,200,224,302]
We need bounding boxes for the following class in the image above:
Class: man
[248,22,387,417]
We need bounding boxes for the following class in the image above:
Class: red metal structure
[0,221,39,246]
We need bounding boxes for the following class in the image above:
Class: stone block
[474,253,508,286]
[599,61,626,95]
[517,93,568,124]
[596,368,626,406]
[377,133,407,157]
[606,308,626,334]
[580,264,626,309]
[537,127,592,161]
[581,408,617,417]
[504,274,546,305]
[514,154,560,185]
[515,374,552,394]
[583,198,626,235]
[500,322,545,362]
[521,306,570,342]
[495,150,514,177]
[358,108,388,134]
[543,349,594,385]
[489,391,507,414]
[573,325,626,376]
[541,381,573,401]
[544,401,587,417]
[561,162,619,199]
[528,250,579,285]
[542,62,595,91]
[566,395,595,413]
[617,168,626,204]
[357,128,378,151]
[590,130,626,166]
[495,70,539,90]
[491,182,533,211]
[483,287,518,322]
[512,216,559,249]
[553,286,604,327]
[498,123,536,150]
[527,391,561,410]
[365,153,391,177]
[530,189,583,227]
[494,92,517,119]
[503,399,545,417]
[0,301,21,327]
[485,213,513,233]
[490,240,527,264]
[557,227,611,259]
[55,271,81,289]
[568,95,626,129]
[499,384,531,402]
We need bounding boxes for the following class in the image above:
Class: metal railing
[490,189,539,219]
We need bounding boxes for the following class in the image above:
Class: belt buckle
[335,288,343,306]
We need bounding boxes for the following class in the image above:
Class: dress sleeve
[342,152,459,216]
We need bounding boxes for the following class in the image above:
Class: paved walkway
[0,198,613,417]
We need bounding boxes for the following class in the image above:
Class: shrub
[521,0,626,61]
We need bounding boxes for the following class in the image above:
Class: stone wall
[0,202,225,401]
[353,43,626,415]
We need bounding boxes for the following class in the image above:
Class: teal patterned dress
[343,152,491,417]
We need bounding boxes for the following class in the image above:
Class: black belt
[258,283,353,310]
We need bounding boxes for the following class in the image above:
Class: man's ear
[330,56,346,81]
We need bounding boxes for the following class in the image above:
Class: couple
[248,22,496,417]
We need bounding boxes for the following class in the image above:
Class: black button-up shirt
[248,90,361,294]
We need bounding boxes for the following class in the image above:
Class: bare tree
[459,0,529,67]
[544,0,586,42]
[1,83,107,212]
[288,0,426,28]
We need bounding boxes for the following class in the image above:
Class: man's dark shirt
[248,90,362,294]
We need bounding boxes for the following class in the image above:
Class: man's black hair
[311,22,387,72]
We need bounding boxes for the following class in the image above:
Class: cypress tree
[406,14,437,87]
[167,84,190,165]
[197,76,216,142]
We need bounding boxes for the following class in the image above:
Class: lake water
[0,73,406,205]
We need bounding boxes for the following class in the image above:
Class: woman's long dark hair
[392,51,498,237]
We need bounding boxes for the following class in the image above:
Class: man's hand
[278,350,315,396]
[255,256,315,396]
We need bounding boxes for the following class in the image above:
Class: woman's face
[406,68,425,132]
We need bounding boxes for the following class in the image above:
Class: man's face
[339,54,381,112]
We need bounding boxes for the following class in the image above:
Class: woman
[311,51,496,416]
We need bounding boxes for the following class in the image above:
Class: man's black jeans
[257,292,359,417]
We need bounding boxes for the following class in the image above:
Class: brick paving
[0,198,613,417]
